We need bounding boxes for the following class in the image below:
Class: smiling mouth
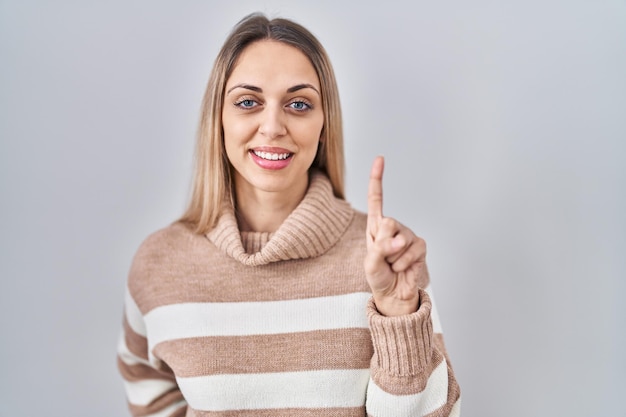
[251,150,292,161]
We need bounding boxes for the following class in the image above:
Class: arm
[364,157,461,415]
[117,287,187,417]
[366,288,461,416]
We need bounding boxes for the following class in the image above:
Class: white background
[1,1,624,416]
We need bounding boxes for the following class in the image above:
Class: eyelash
[288,100,313,111]
[234,98,259,109]
[233,98,314,112]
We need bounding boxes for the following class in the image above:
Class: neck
[234,177,309,233]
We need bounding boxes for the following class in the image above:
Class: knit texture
[117,172,460,417]
[207,171,354,266]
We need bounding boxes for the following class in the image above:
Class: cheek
[308,120,324,152]
[222,113,254,147]
[221,112,236,139]
[294,116,324,147]
[222,119,242,164]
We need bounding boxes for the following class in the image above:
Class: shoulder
[327,207,367,258]
[127,222,208,300]
[132,222,199,264]
[352,209,368,229]
[344,208,367,239]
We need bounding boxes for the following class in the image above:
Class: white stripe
[124,378,179,406]
[125,287,147,336]
[176,369,370,411]
[117,330,152,368]
[145,400,187,417]
[449,396,461,417]
[424,284,443,334]
[144,292,371,348]
[366,358,449,417]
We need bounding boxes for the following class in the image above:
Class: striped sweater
[117,172,461,416]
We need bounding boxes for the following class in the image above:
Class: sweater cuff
[367,288,434,376]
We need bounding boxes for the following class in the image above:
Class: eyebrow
[287,83,320,95]
[226,83,320,95]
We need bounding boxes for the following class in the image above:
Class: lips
[252,150,292,161]
[249,147,294,170]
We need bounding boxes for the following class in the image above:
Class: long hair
[180,13,345,234]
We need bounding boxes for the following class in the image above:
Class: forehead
[227,40,320,89]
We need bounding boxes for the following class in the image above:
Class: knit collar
[206,172,354,266]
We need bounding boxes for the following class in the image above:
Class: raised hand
[364,156,427,316]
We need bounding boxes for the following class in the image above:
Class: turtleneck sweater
[117,172,461,417]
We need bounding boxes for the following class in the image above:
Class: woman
[118,13,461,417]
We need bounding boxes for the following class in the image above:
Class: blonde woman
[118,13,460,417]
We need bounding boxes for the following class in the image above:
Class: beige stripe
[117,357,177,383]
[189,407,365,416]
[128,263,419,320]
[129,251,372,314]
[122,315,149,360]
[153,328,373,378]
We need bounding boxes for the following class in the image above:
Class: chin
[237,168,308,195]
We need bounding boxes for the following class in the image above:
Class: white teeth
[253,150,291,161]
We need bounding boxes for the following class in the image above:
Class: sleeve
[117,287,188,417]
[365,287,461,417]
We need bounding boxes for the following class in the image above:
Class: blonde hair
[180,13,345,234]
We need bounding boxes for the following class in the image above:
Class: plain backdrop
[1,1,624,416]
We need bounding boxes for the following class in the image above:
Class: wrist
[372,293,420,317]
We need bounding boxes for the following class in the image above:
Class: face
[222,40,324,204]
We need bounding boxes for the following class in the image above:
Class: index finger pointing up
[368,155,385,223]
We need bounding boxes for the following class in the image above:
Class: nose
[258,105,287,139]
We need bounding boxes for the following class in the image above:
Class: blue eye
[289,101,311,111]
[235,99,258,109]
